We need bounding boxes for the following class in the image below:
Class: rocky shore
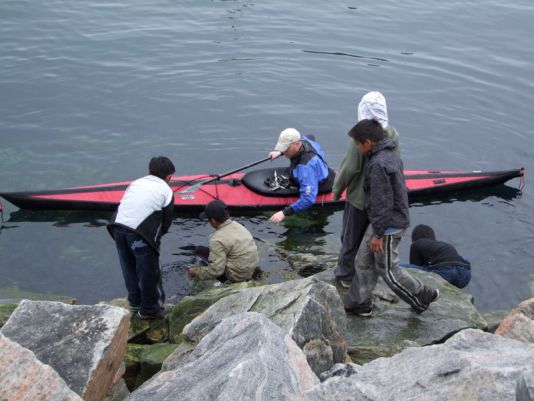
[1,265,533,401]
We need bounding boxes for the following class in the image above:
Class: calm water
[1,0,533,312]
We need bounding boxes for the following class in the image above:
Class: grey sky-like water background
[1,0,533,312]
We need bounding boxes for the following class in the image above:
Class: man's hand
[268,151,282,160]
[268,210,286,223]
[370,236,383,253]
[187,267,198,279]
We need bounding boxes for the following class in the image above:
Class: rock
[161,342,196,371]
[127,312,319,401]
[298,329,534,401]
[313,268,488,364]
[0,335,83,401]
[516,371,534,401]
[124,343,179,391]
[182,277,346,376]
[495,298,534,343]
[104,378,130,401]
[1,300,130,401]
[102,298,168,344]
[0,303,17,329]
[167,280,263,344]
[285,252,338,276]
[318,362,359,382]
[482,309,509,333]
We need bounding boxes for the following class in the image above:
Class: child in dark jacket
[343,119,439,316]
[408,224,471,289]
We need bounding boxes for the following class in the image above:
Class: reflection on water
[275,209,335,252]
[410,185,523,208]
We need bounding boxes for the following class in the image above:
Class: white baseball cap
[274,128,301,153]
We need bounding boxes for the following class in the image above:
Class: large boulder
[0,335,83,401]
[495,297,534,343]
[0,300,130,401]
[167,280,262,344]
[181,277,346,376]
[128,312,319,401]
[313,268,487,364]
[297,329,534,401]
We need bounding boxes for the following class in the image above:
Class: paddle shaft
[177,156,271,194]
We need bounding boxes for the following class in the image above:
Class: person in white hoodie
[332,91,400,288]
[108,156,175,320]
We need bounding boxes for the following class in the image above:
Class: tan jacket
[195,219,259,282]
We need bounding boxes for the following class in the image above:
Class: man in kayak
[332,91,400,289]
[406,224,471,288]
[343,119,439,316]
[187,200,260,282]
[267,128,331,223]
[107,156,175,320]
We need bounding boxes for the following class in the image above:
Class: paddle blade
[177,182,205,194]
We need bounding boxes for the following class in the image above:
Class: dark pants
[334,203,369,280]
[402,263,471,289]
[112,226,165,315]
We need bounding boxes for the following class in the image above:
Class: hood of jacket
[358,91,389,128]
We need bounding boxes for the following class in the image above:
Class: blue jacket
[284,136,330,214]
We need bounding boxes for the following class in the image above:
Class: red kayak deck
[0,168,524,212]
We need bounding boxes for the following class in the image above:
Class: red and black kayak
[0,167,524,213]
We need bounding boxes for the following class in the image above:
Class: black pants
[113,226,165,315]
[334,203,369,280]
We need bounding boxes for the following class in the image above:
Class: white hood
[357,91,389,128]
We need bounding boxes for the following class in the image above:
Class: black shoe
[336,277,352,289]
[414,288,440,314]
[137,310,165,320]
[344,306,373,317]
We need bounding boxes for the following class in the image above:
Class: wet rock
[181,277,346,376]
[124,343,178,391]
[284,252,338,276]
[128,312,319,401]
[0,303,17,329]
[495,297,534,343]
[0,334,83,401]
[1,300,130,401]
[102,298,169,344]
[167,280,268,344]
[313,268,488,364]
[297,329,534,401]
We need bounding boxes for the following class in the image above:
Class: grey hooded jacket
[364,138,409,237]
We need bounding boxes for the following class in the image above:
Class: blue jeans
[112,226,165,315]
[401,263,471,289]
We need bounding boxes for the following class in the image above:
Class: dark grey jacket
[363,139,409,237]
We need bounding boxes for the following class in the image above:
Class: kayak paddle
[177,156,271,194]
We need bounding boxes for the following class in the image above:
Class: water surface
[1,0,533,312]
